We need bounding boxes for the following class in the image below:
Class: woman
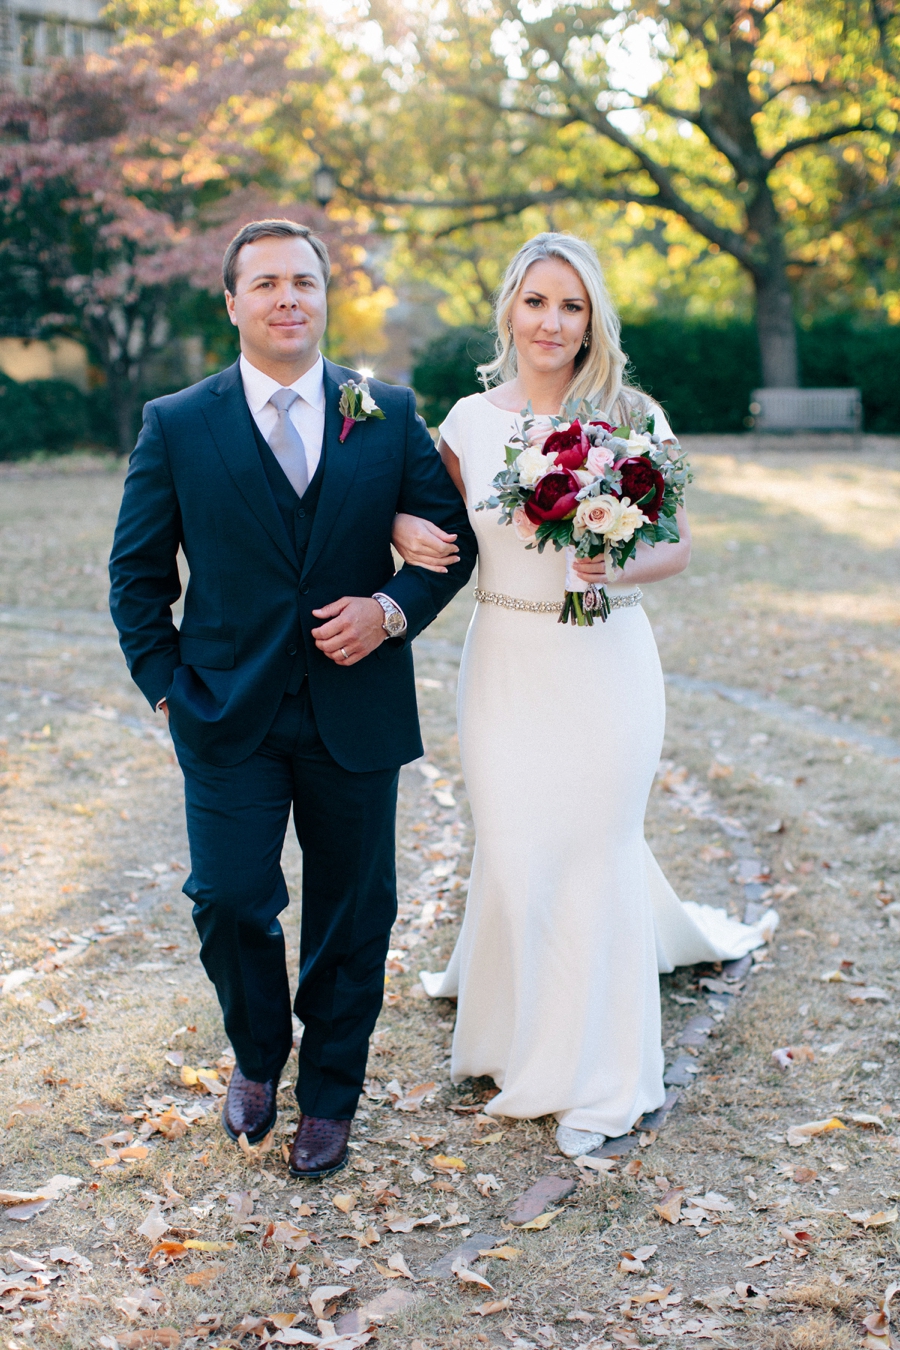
[391,233,773,1159]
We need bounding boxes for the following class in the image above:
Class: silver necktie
[267,387,309,498]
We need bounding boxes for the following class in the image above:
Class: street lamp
[314,164,336,208]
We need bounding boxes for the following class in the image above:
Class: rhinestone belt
[474,587,642,614]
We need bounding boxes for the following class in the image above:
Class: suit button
[287,644,298,656]
[299,584,309,595]
[296,508,306,518]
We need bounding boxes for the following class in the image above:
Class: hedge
[411,320,900,434]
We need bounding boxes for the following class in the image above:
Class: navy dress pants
[172,685,399,1120]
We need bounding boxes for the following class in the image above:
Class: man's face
[225,236,327,378]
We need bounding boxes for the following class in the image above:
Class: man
[109,219,476,1178]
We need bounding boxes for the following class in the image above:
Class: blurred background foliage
[0,0,897,455]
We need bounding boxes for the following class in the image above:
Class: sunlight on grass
[693,455,900,549]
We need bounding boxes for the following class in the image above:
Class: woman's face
[509,257,591,378]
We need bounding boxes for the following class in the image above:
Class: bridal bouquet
[476,402,691,625]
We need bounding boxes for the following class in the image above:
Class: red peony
[615,456,665,522]
[542,420,590,471]
[588,419,615,434]
[524,469,582,523]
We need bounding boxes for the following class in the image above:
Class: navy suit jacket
[109,357,476,770]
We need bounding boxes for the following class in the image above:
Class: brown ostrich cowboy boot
[288,1116,351,1179]
[222,1066,278,1145]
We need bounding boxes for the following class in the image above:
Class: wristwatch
[373,592,407,638]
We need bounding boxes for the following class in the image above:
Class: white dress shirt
[240,352,326,484]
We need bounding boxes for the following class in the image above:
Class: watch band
[372,592,408,636]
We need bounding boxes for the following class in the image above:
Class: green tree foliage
[411,319,900,432]
[316,0,900,389]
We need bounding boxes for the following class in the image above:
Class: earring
[506,319,513,338]
[582,330,591,349]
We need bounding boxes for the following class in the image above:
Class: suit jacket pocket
[178,634,235,669]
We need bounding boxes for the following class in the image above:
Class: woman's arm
[572,505,692,585]
[391,437,469,573]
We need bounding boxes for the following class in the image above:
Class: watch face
[384,610,405,637]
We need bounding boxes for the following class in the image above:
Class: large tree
[0,15,383,452]
[319,0,900,387]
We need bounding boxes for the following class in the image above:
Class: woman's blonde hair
[477,232,648,425]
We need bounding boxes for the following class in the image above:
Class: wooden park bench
[750,387,862,447]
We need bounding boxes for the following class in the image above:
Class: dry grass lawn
[1,438,899,1350]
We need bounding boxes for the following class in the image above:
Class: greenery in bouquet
[476,400,691,624]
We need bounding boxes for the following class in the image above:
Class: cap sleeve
[438,398,468,453]
[651,403,675,441]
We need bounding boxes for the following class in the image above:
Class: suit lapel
[201,360,296,569]
[301,359,364,580]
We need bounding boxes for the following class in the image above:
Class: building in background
[0,0,112,83]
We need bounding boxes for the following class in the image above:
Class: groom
[109,219,476,1177]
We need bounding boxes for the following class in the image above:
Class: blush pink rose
[586,443,614,476]
[513,505,539,540]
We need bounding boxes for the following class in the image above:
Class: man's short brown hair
[222,219,331,295]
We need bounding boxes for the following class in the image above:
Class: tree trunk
[110,370,137,457]
[753,267,799,387]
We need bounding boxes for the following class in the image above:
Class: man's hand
[158,698,170,723]
[311,597,386,666]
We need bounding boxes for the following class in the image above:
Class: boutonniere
[338,378,386,443]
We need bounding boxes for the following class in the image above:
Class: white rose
[360,388,379,414]
[604,496,648,543]
[573,494,624,540]
[626,429,652,452]
[515,445,553,486]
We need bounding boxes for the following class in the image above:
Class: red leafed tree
[0,27,362,452]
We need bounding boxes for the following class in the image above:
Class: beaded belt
[474,587,642,614]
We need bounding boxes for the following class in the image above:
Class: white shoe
[555,1124,606,1159]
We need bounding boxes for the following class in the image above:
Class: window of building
[46,22,64,56]
[19,17,38,66]
[70,26,86,56]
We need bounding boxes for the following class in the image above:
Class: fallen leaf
[183,1266,225,1287]
[196,1070,227,1097]
[182,1240,234,1252]
[383,1212,440,1233]
[778,1226,814,1255]
[387,1252,416,1280]
[268,1222,311,1251]
[432,1154,466,1173]
[851,1113,886,1129]
[690,1192,735,1213]
[356,1226,380,1248]
[848,987,891,1004]
[48,1245,92,1271]
[744,1254,776,1268]
[120,1145,150,1161]
[478,1245,522,1261]
[793,1167,817,1185]
[373,1260,405,1280]
[450,1258,494,1291]
[237,1129,274,1158]
[655,1188,685,1224]
[472,1131,505,1147]
[180,1066,199,1087]
[632,1285,674,1306]
[475,1173,500,1197]
[410,1167,430,1185]
[391,1081,437,1112]
[518,1208,564,1231]
[155,1107,189,1141]
[471,1298,512,1316]
[408,1131,446,1149]
[148,1241,187,1260]
[574,1155,616,1173]
[787,1117,846,1147]
[708,761,733,779]
[290,1200,315,1217]
[333,1194,357,1214]
[308,1284,350,1319]
[137,1206,168,1243]
[847,1209,898,1229]
[116,1332,181,1349]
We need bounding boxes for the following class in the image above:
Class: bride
[391,232,772,1159]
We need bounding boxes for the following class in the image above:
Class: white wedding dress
[420,393,775,1138]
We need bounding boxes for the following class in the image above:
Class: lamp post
[314,164,336,208]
